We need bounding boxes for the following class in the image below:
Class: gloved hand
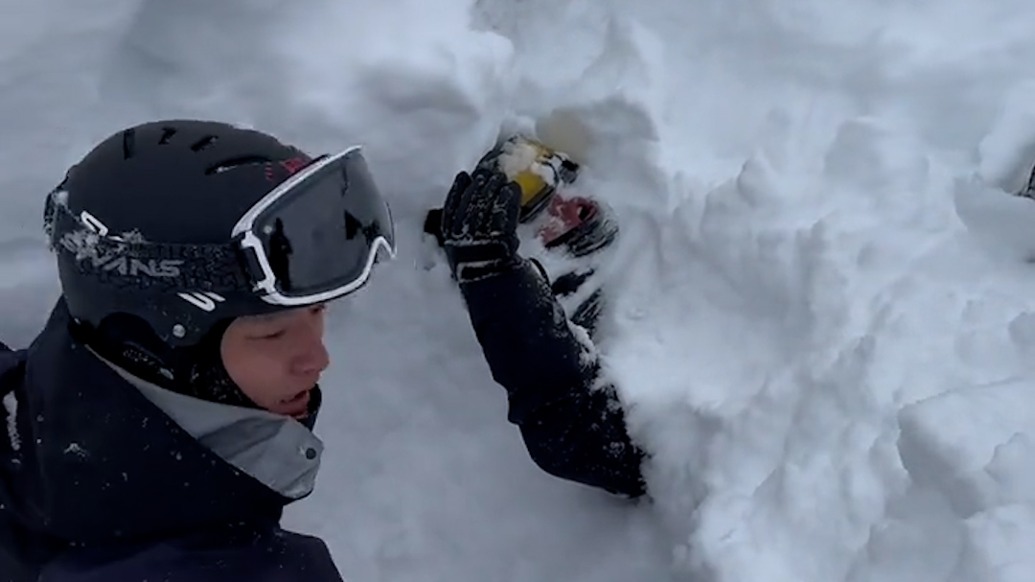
[440,168,524,283]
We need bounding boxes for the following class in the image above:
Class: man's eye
[257,330,285,340]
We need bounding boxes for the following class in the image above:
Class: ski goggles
[47,145,396,308]
[231,145,397,305]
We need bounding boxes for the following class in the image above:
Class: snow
[3,392,20,452]
[4,0,1035,580]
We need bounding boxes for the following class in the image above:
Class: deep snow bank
[475,1,1035,580]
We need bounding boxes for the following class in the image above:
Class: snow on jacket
[458,259,647,497]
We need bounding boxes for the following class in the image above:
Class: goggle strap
[52,203,250,293]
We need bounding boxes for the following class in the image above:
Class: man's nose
[294,319,330,375]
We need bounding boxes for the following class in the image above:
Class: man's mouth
[276,389,311,418]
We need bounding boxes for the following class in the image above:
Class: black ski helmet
[45,119,332,351]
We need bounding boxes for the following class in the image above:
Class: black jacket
[0,300,343,582]
[458,260,647,497]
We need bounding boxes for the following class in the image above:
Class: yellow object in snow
[479,135,580,221]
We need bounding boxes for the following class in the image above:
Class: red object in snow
[537,194,601,247]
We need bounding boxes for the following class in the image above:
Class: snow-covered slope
[3,0,1035,580]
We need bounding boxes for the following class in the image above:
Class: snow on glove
[441,168,524,283]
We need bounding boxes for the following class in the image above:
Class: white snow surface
[4,0,1035,580]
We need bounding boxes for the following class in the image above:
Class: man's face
[220,304,330,419]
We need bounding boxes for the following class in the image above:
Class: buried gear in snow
[424,134,619,331]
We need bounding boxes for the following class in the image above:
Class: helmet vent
[121,129,136,159]
[158,127,177,145]
[205,155,270,175]
[191,135,218,152]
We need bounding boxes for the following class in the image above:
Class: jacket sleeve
[37,528,345,582]
[458,260,646,497]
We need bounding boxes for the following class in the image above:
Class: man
[1,119,395,581]
[437,147,649,499]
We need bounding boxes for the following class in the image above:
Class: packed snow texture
[3,0,1035,580]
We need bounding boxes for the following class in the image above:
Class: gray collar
[98,352,323,500]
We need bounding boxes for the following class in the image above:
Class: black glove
[440,168,524,283]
